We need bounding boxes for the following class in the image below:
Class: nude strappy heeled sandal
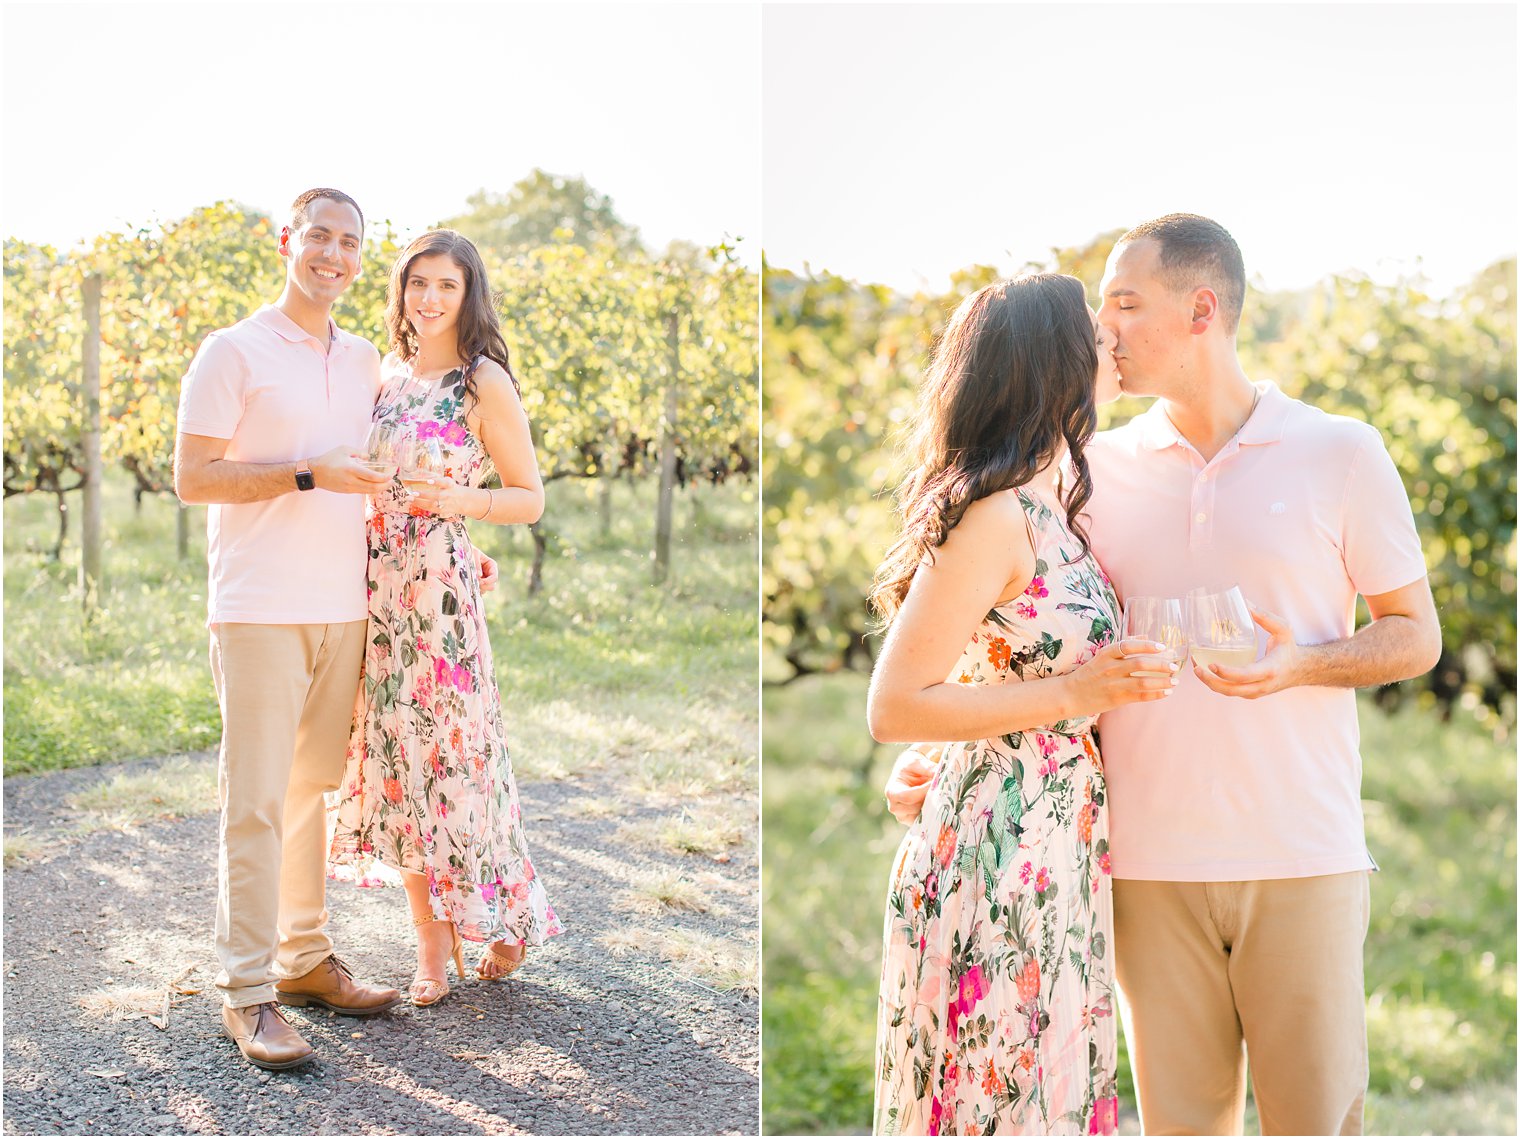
[410,915,465,1007]
[476,941,527,982]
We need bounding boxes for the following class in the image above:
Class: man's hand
[1193,604,1302,699]
[311,444,392,496]
[477,549,499,594]
[884,747,940,825]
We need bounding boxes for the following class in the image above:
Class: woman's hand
[885,746,941,825]
[1064,639,1179,715]
[407,475,482,519]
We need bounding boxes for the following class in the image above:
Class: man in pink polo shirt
[176,188,405,1070]
[886,215,1440,1133]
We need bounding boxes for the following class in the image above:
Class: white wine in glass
[1186,586,1257,670]
[1121,597,1186,677]
[360,422,402,479]
[399,437,445,489]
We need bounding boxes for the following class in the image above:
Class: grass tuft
[78,985,167,1022]
[2,829,49,869]
[623,870,714,915]
[600,923,757,995]
[618,805,748,857]
[67,757,218,832]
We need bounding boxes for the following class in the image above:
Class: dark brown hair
[869,274,1098,625]
[385,229,520,404]
[289,188,364,232]
[1121,213,1246,333]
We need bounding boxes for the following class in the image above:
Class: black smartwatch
[295,461,315,492]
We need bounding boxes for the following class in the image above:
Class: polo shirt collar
[1133,379,1288,451]
[253,304,342,348]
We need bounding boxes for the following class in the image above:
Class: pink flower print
[1016,600,1038,620]
[1019,861,1033,885]
[1098,851,1113,875]
[1089,1096,1119,1135]
[437,801,449,819]
[928,1096,945,1136]
[1025,575,1048,599]
[451,663,472,693]
[958,965,990,1014]
[1034,866,1051,894]
[480,881,498,902]
[416,420,441,441]
[434,656,451,688]
[1039,756,1058,779]
[442,419,469,446]
[1036,731,1059,759]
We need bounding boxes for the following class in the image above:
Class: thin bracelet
[477,488,494,521]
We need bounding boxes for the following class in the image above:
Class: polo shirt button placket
[1192,461,1217,548]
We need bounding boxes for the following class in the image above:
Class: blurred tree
[442,170,641,256]
[762,252,1517,722]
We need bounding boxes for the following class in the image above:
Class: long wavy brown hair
[385,229,520,404]
[868,273,1099,626]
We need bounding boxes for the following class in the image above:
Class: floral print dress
[875,490,1119,1136]
[329,358,562,949]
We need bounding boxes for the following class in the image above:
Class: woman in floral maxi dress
[330,230,561,1006]
[866,275,1176,1135]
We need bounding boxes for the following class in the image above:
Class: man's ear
[1190,287,1219,335]
[278,226,292,259]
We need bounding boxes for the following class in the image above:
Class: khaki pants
[209,620,366,1009]
[1114,873,1371,1136]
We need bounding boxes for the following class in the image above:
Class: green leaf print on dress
[873,490,1120,1136]
[328,360,563,948]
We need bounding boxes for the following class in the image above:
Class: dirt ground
[1,752,759,1136]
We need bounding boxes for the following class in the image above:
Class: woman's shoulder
[951,489,1037,553]
[466,357,525,412]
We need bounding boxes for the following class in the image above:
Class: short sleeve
[357,338,383,398]
[177,331,246,439]
[1341,426,1428,597]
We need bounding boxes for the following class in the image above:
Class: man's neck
[1157,355,1258,463]
[274,288,335,343]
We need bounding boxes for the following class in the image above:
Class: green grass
[3,473,759,806]
[761,672,1517,1136]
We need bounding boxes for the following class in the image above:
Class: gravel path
[2,752,759,1136]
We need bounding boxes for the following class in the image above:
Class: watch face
[295,469,316,491]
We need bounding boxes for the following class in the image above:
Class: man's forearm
[1292,614,1440,689]
[177,457,302,505]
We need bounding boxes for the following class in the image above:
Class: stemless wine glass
[1121,596,1187,677]
[360,422,402,480]
[398,436,445,490]
[1185,585,1258,669]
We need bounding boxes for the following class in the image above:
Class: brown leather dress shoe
[276,954,402,1016]
[221,1002,315,1071]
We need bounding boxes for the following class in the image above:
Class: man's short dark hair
[1121,213,1245,333]
[289,188,364,233]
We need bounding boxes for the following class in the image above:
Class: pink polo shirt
[1085,381,1427,882]
[177,305,382,626]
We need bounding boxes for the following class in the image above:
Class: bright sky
[2,2,760,262]
[764,3,1518,299]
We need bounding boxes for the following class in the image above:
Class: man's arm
[174,433,389,505]
[1195,576,1441,699]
